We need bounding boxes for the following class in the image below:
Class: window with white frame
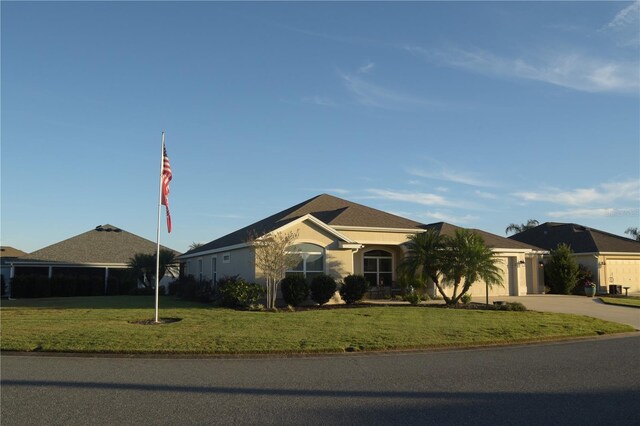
[363,249,393,287]
[223,253,231,264]
[286,243,324,280]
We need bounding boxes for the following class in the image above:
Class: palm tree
[625,227,640,242]
[127,253,155,288]
[398,230,451,304]
[157,249,179,281]
[128,249,179,288]
[505,219,539,235]
[440,229,503,305]
[188,242,204,251]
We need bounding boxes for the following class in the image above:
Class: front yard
[1,296,634,354]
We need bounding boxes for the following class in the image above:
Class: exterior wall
[525,255,545,294]
[552,253,640,294]
[186,247,255,283]
[339,229,416,245]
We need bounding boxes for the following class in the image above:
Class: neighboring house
[1,246,28,295]
[179,194,546,298]
[9,224,181,295]
[510,222,640,293]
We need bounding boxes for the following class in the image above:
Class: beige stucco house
[179,194,546,299]
[510,222,640,294]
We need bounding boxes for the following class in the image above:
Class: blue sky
[2,1,639,254]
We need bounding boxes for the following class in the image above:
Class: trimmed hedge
[339,274,369,304]
[310,274,337,305]
[281,274,310,306]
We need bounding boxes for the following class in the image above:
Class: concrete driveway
[472,294,640,330]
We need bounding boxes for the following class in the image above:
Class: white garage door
[606,259,640,293]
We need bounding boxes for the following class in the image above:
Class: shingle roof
[509,222,640,253]
[185,194,425,256]
[0,246,28,259]
[18,224,181,265]
[424,222,543,250]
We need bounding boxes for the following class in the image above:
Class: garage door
[606,259,640,293]
[468,256,512,297]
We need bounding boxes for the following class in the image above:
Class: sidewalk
[472,294,640,330]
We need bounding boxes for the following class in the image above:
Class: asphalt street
[2,334,639,425]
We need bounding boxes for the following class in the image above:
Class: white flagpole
[154,130,165,323]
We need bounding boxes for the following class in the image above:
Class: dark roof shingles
[20,224,180,264]
[188,194,425,255]
[509,222,640,253]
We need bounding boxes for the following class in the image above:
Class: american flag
[161,144,173,233]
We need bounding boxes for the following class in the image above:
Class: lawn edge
[2,330,637,359]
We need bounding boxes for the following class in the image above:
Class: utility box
[608,284,622,295]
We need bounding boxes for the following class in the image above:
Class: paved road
[3,335,639,425]
[472,295,640,330]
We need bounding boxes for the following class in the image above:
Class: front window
[364,250,393,287]
[286,243,324,279]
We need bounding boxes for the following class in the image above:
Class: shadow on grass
[1,296,211,310]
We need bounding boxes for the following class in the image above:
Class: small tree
[439,229,503,305]
[399,229,502,305]
[545,243,579,294]
[251,230,300,310]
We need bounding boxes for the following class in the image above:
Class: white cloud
[301,96,337,107]
[406,45,639,95]
[514,179,640,206]
[548,207,639,218]
[604,1,640,30]
[366,189,453,207]
[474,190,498,200]
[407,165,496,188]
[339,72,432,109]
[419,211,477,224]
[358,61,375,74]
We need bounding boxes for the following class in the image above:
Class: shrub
[171,275,213,302]
[310,274,337,305]
[217,275,264,308]
[339,274,369,304]
[461,293,472,305]
[280,274,309,306]
[573,264,595,295]
[404,292,421,305]
[502,302,527,311]
[545,244,579,294]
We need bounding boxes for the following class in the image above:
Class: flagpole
[154,130,165,323]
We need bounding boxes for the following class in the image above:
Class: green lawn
[600,296,640,309]
[1,296,634,354]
